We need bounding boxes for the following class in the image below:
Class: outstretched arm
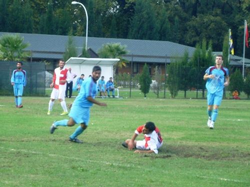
[87,96,107,106]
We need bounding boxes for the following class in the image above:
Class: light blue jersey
[11,69,27,86]
[72,77,97,108]
[205,66,229,94]
[98,79,105,92]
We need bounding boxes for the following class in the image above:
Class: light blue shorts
[13,84,24,96]
[69,106,90,125]
[207,91,223,106]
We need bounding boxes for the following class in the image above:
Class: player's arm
[87,96,107,106]
[203,73,214,80]
[134,150,154,154]
[128,133,138,150]
[224,76,230,86]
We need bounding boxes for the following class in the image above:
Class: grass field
[0,93,249,187]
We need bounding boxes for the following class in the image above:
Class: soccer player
[106,77,115,98]
[203,55,230,129]
[98,76,106,97]
[122,122,163,154]
[11,61,26,108]
[47,60,69,116]
[50,66,107,143]
[76,74,85,92]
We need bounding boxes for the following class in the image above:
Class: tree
[167,60,180,98]
[63,33,77,61]
[139,63,152,98]
[98,43,128,76]
[228,69,244,95]
[0,34,30,61]
[243,73,250,98]
[179,51,191,98]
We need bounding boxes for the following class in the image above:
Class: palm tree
[98,43,129,76]
[0,34,30,61]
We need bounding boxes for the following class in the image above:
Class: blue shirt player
[11,62,26,108]
[98,76,106,97]
[203,55,230,129]
[50,66,107,143]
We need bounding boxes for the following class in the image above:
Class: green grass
[0,95,249,187]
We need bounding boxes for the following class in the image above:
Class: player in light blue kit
[98,76,106,97]
[50,66,107,143]
[11,62,27,108]
[203,55,230,129]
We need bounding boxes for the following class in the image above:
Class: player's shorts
[50,85,66,100]
[207,90,223,106]
[13,84,24,96]
[100,87,105,92]
[136,140,163,150]
[69,106,90,125]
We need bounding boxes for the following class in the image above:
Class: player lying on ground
[122,122,163,154]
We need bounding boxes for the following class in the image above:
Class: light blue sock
[70,126,85,139]
[207,109,212,118]
[212,109,218,122]
[15,97,18,106]
[54,119,68,127]
[18,97,22,106]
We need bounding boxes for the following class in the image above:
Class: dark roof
[0,32,196,63]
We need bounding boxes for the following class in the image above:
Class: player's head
[143,122,156,134]
[58,60,65,69]
[109,77,113,81]
[81,74,85,78]
[101,76,104,80]
[215,55,223,66]
[92,66,102,81]
[17,61,23,69]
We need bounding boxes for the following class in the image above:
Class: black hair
[145,122,156,132]
[17,61,23,65]
[92,66,101,72]
[81,74,85,76]
[216,54,223,60]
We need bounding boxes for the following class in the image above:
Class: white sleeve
[148,140,158,154]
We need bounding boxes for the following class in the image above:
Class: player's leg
[48,89,57,115]
[69,82,73,98]
[206,92,214,127]
[210,93,223,129]
[17,85,24,108]
[13,84,18,107]
[59,86,68,115]
[123,139,137,149]
[107,89,110,97]
[50,117,76,134]
[69,107,90,143]
[112,89,115,98]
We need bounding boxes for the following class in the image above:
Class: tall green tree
[0,34,30,61]
[98,43,128,76]
[128,0,159,40]
[63,33,77,61]
[243,73,250,98]
[0,0,9,32]
[139,63,152,98]
[167,60,180,98]
[228,69,244,95]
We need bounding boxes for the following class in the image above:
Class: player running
[203,55,230,129]
[122,122,163,154]
[50,66,107,143]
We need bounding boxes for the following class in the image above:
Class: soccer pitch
[0,96,249,187]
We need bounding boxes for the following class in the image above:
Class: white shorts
[136,140,163,150]
[50,85,66,100]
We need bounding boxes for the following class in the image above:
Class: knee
[80,123,88,129]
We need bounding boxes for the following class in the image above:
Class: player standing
[122,122,163,154]
[203,55,230,129]
[11,62,26,108]
[47,60,69,115]
[50,66,107,143]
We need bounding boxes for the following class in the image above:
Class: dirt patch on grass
[148,144,250,161]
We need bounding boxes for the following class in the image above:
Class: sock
[207,109,212,118]
[60,101,68,112]
[212,109,218,122]
[54,119,68,127]
[70,126,85,139]
[48,100,54,111]
[18,96,22,106]
[15,97,18,106]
